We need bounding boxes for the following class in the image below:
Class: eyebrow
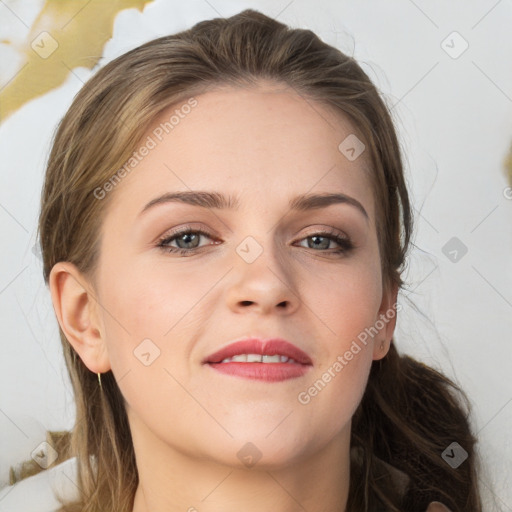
[139,190,369,222]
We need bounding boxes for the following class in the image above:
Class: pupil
[310,236,328,249]
[180,233,198,248]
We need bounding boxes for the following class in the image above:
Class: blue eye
[156,227,354,256]
[157,228,217,256]
[297,232,354,253]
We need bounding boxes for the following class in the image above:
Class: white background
[0,0,511,510]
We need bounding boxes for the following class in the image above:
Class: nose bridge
[231,196,285,267]
[227,229,298,313]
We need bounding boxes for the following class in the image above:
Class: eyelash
[156,226,355,257]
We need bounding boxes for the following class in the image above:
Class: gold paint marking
[0,0,154,121]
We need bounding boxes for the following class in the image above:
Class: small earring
[380,340,385,350]
[97,372,102,389]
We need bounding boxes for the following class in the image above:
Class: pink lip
[204,338,313,365]
[207,361,310,382]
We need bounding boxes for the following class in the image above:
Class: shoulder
[0,456,79,512]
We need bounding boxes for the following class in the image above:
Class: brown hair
[32,8,484,511]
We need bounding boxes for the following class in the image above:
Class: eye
[157,226,218,256]
[156,226,355,256]
[295,230,354,255]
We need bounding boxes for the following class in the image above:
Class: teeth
[231,354,248,362]
[218,353,295,364]
[262,354,282,363]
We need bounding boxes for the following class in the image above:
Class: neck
[129,413,351,512]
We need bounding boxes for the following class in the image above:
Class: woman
[9,8,482,511]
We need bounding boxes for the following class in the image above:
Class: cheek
[296,283,377,442]
[95,265,202,420]
[299,348,372,451]
[99,251,191,327]
[96,257,214,373]
[295,257,381,417]
[304,254,383,346]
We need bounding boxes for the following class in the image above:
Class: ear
[372,279,399,361]
[49,262,111,373]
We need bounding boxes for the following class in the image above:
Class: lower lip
[206,362,311,382]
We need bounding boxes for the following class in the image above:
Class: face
[72,82,397,468]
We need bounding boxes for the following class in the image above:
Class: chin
[208,432,314,470]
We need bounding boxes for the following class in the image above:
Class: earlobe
[372,280,399,361]
[49,262,111,373]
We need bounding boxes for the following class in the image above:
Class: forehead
[106,82,375,223]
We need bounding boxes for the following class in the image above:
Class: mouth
[203,337,313,382]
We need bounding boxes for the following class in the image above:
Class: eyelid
[156,225,216,245]
[300,226,348,238]
[156,224,356,257]
[156,224,350,243]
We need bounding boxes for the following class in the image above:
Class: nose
[225,239,300,316]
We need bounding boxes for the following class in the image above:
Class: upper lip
[203,337,313,365]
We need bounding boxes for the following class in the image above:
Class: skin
[50,81,398,512]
